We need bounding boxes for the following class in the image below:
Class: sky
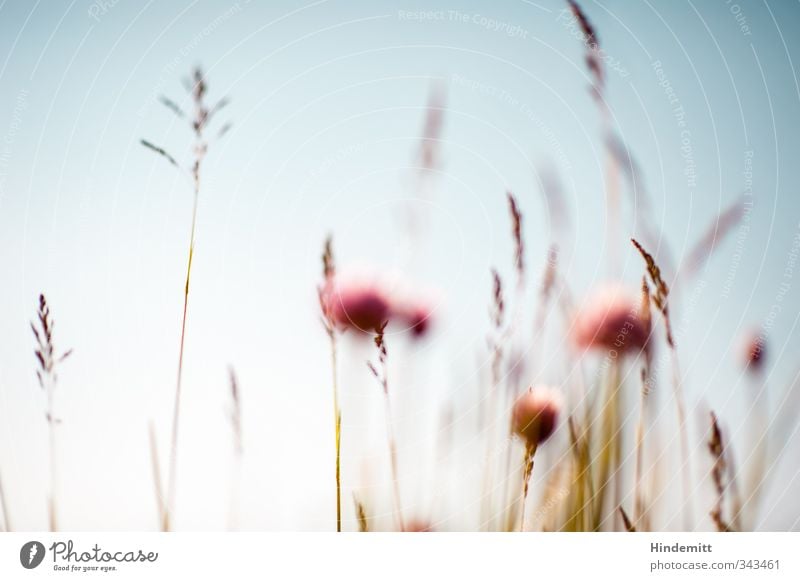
[0,0,799,531]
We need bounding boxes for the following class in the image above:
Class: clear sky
[1,0,799,531]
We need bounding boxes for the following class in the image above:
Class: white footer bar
[1,532,797,580]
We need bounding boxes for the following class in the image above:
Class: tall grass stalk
[633,277,653,528]
[147,420,165,527]
[501,246,558,531]
[519,443,537,531]
[165,108,202,533]
[485,193,526,530]
[331,341,342,532]
[318,237,342,531]
[368,323,404,531]
[0,470,10,531]
[566,416,594,531]
[632,238,693,529]
[708,412,734,531]
[481,269,505,530]
[227,367,244,530]
[142,68,229,531]
[31,294,71,532]
[354,494,369,532]
[592,359,621,530]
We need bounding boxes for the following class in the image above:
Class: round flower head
[403,519,434,532]
[741,329,766,372]
[511,386,563,448]
[398,303,433,339]
[327,282,391,334]
[571,284,649,355]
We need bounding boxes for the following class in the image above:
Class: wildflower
[741,329,766,372]
[327,282,391,334]
[403,520,434,532]
[397,302,433,339]
[511,386,563,448]
[571,284,649,354]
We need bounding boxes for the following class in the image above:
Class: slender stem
[0,470,9,531]
[633,386,647,528]
[743,371,767,529]
[383,392,404,531]
[148,421,165,528]
[479,367,500,530]
[481,324,508,530]
[500,421,516,532]
[520,443,536,531]
[593,359,620,530]
[369,327,404,531]
[329,333,342,532]
[669,354,693,530]
[227,451,243,531]
[47,385,57,532]
[633,346,656,530]
[164,186,200,532]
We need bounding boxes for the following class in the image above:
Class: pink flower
[396,302,433,339]
[326,283,391,334]
[571,284,649,354]
[323,271,438,339]
[403,519,434,532]
[511,386,563,447]
[741,329,766,371]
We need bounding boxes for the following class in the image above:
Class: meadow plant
[31,294,72,531]
[142,67,231,530]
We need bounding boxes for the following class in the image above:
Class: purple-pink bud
[571,285,649,354]
[511,386,563,447]
[741,329,766,371]
[397,303,433,339]
[327,283,391,334]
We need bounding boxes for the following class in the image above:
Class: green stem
[164,187,199,532]
[330,333,342,532]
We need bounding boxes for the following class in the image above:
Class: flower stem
[520,442,537,531]
[670,354,693,530]
[329,333,342,532]
[164,186,199,532]
[383,393,404,531]
[48,386,58,532]
[0,470,10,531]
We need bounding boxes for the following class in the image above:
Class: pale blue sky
[1,0,799,530]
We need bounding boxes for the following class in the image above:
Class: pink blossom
[571,284,649,354]
[511,386,563,447]
[403,519,434,532]
[324,272,438,339]
[741,329,766,371]
[326,283,391,334]
[396,302,433,339]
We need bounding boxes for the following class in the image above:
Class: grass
[141,67,231,531]
[0,1,795,533]
[30,294,72,532]
[367,322,405,531]
[227,367,244,530]
[0,466,10,531]
[318,236,343,532]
